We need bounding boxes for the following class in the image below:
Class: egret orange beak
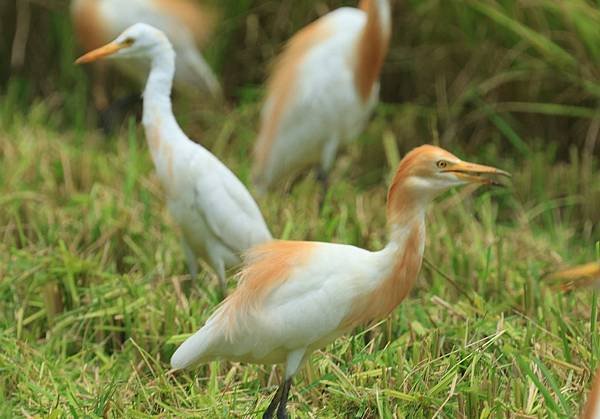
[75,42,128,64]
[443,161,511,185]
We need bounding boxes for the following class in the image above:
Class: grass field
[1,0,600,417]
[1,99,598,417]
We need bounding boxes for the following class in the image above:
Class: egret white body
[76,24,271,293]
[172,145,510,417]
[253,0,391,191]
[71,0,221,106]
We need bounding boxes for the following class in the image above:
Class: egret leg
[262,349,304,418]
[181,239,198,296]
[215,261,227,301]
[182,240,198,280]
[262,383,285,419]
[317,168,329,211]
[276,378,292,419]
[262,378,292,419]
[317,168,330,192]
[363,329,374,347]
[318,137,339,210]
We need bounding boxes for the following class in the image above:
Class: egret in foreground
[76,24,272,296]
[253,0,392,192]
[71,0,221,119]
[172,145,510,418]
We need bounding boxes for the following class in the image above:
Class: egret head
[75,23,171,64]
[387,145,510,219]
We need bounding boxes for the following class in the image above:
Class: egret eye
[122,37,135,46]
[436,160,448,169]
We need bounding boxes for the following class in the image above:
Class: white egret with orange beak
[172,145,510,418]
[76,24,271,295]
[71,0,221,111]
[253,0,392,192]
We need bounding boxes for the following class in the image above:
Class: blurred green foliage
[0,0,599,154]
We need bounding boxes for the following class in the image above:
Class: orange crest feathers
[386,145,457,221]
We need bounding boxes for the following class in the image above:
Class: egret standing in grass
[71,0,221,123]
[253,0,392,192]
[76,24,272,296]
[172,145,510,418]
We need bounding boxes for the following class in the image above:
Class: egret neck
[376,178,428,322]
[141,45,186,184]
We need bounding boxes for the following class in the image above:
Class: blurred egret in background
[546,261,600,291]
[71,0,222,130]
[253,0,392,192]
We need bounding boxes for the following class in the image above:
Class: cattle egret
[76,24,272,295]
[546,262,600,291]
[71,0,221,112]
[583,369,600,419]
[171,145,510,418]
[253,0,392,192]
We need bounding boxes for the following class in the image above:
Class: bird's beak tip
[446,161,511,186]
[74,42,125,65]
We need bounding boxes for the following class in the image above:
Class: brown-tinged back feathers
[72,0,108,51]
[354,0,391,102]
[154,0,217,48]
[253,19,333,177]
[220,241,315,337]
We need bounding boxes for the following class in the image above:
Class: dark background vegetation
[2,0,598,229]
[1,0,599,149]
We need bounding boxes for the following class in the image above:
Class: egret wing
[191,155,272,254]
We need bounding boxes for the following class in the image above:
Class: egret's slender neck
[341,178,427,329]
[386,181,428,247]
[141,45,189,177]
[142,47,176,127]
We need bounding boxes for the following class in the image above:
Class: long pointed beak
[75,42,127,64]
[443,161,511,185]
